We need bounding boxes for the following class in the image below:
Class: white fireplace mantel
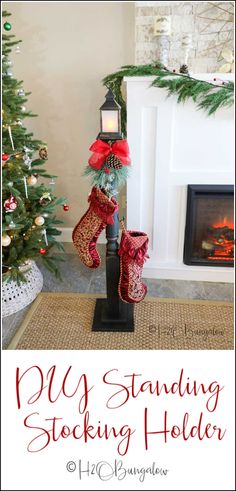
[125,74,234,282]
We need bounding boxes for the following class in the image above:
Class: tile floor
[2,244,234,349]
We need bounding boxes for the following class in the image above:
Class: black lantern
[97,89,123,141]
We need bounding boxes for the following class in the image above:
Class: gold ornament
[2,234,11,246]
[34,216,45,226]
[39,147,48,159]
[27,175,37,186]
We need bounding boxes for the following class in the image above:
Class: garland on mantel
[103,63,234,137]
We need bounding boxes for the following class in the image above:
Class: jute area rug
[8,293,234,350]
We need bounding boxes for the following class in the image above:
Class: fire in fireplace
[184,185,234,267]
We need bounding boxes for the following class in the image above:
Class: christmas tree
[2,11,68,283]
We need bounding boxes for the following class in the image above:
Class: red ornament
[39,248,47,255]
[4,196,18,213]
[2,153,9,161]
[63,204,69,211]
[173,69,176,73]
[213,78,217,81]
[104,167,110,174]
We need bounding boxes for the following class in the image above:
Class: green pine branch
[84,164,129,191]
[102,63,234,136]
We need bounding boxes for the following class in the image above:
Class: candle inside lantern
[97,89,122,141]
[101,110,119,133]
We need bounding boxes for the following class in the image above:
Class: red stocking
[118,228,149,303]
[72,187,118,268]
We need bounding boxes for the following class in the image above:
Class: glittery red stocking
[72,186,118,268]
[118,228,149,303]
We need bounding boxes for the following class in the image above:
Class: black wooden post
[105,208,121,318]
[92,89,134,331]
[92,187,134,332]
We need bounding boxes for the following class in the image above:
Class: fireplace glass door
[184,185,234,267]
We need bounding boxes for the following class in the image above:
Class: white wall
[6,1,135,231]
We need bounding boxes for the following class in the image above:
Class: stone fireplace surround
[125,74,234,282]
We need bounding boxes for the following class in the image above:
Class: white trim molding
[125,74,234,282]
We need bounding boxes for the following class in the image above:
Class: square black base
[92,298,134,332]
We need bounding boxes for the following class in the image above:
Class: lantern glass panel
[101,110,119,133]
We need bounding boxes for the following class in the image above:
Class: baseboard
[143,263,234,283]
